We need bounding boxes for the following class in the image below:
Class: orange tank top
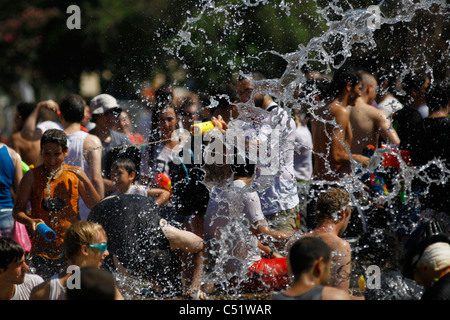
[30,164,79,259]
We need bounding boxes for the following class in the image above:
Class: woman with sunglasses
[29,220,123,300]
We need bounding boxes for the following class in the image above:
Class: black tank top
[88,194,182,297]
[272,285,324,300]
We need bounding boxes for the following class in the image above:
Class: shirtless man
[273,237,360,300]
[7,102,40,167]
[311,67,369,182]
[350,71,400,155]
[287,187,353,290]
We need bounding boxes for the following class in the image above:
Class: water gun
[156,173,171,192]
[21,161,34,174]
[190,121,215,136]
[362,145,388,196]
[36,222,56,241]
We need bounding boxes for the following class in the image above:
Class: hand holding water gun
[156,173,172,192]
[190,115,228,136]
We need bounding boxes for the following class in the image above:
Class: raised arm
[21,100,59,141]
[375,109,400,145]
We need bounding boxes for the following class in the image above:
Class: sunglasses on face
[88,242,108,253]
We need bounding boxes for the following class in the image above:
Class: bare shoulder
[30,280,51,300]
[84,133,102,148]
[322,286,354,300]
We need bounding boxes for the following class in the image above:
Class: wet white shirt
[10,274,44,300]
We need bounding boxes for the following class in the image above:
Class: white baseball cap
[90,94,121,115]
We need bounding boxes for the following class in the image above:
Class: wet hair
[66,267,116,300]
[0,238,24,271]
[63,220,107,263]
[40,128,68,151]
[111,157,136,175]
[288,237,331,278]
[59,94,86,123]
[315,187,351,223]
[425,81,450,113]
[331,66,362,96]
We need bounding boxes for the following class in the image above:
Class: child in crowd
[110,157,171,207]
[13,129,101,279]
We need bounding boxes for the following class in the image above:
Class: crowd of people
[0,64,449,301]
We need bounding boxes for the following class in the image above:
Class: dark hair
[289,237,331,278]
[0,238,24,271]
[425,81,450,113]
[402,72,429,95]
[377,64,399,93]
[40,128,68,151]
[59,94,86,123]
[208,83,238,110]
[331,67,362,96]
[66,267,116,300]
[111,157,136,175]
[16,102,36,121]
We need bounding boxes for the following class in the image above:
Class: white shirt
[140,143,178,184]
[49,274,66,300]
[293,125,313,181]
[36,120,63,133]
[10,274,44,300]
[204,179,263,275]
[256,103,299,215]
[65,130,90,220]
[111,184,149,197]
[377,96,404,117]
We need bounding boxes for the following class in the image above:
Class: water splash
[159,0,449,298]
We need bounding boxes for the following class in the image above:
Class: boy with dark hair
[272,237,358,300]
[0,238,44,300]
[17,94,104,220]
[110,157,170,207]
[13,129,101,279]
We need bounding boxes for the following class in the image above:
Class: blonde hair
[63,220,107,262]
[315,187,351,223]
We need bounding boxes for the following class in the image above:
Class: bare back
[311,101,353,181]
[350,99,400,155]
[8,132,40,167]
[309,230,352,290]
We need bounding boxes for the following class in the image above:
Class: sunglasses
[88,242,108,253]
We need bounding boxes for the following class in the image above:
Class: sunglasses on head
[88,242,108,253]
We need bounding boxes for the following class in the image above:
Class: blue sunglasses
[88,242,108,253]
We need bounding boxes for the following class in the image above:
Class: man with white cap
[414,242,450,300]
[89,94,133,193]
[401,218,450,300]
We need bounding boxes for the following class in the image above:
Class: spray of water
[55,0,448,299]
